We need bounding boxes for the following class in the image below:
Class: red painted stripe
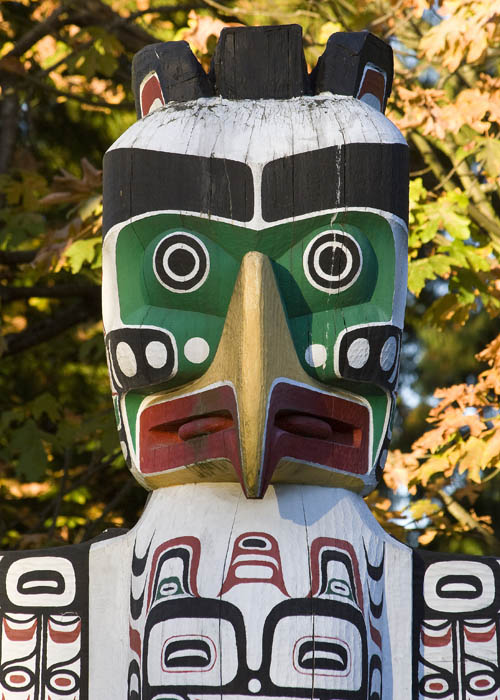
[3,617,37,641]
[48,619,81,644]
[421,626,451,648]
[129,625,142,659]
[370,620,382,649]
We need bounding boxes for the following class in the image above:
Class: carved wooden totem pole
[1,24,500,700]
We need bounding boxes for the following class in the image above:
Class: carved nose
[214,251,303,496]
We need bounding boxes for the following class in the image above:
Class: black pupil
[318,245,347,277]
[168,247,196,276]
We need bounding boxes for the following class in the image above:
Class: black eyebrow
[261,143,408,224]
[102,148,254,235]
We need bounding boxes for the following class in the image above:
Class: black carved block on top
[210,25,311,99]
[132,41,214,117]
[311,31,394,111]
[131,26,394,116]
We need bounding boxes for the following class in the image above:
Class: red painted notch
[140,72,165,117]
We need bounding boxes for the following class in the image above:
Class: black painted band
[262,142,409,223]
[103,142,408,235]
[103,148,255,235]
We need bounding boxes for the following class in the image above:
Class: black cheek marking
[105,327,177,392]
[337,325,401,392]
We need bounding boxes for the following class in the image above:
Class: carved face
[126,485,407,700]
[102,96,408,496]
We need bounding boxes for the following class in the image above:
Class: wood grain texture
[312,31,394,112]
[131,41,213,117]
[211,25,310,99]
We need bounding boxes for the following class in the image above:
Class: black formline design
[0,544,90,699]
[336,324,402,392]
[103,143,408,236]
[413,550,500,699]
[105,326,177,392]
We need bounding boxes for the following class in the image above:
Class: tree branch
[3,303,100,356]
[438,488,499,550]
[19,71,134,110]
[5,5,68,59]
[83,480,135,539]
[0,86,19,176]
[0,284,100,302]
[0,250,39,265]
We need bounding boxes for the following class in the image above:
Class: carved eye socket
[326,578,354,600]
[1,667,34,691]
[297,639,349,673]
[153,232,210,293]
[303,230,362,294]
[162,637,215,671]
[155,576,183,600]
[47,670,79,694]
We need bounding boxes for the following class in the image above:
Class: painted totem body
[1,25,499,700]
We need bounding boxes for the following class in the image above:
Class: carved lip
[139,384,243,485]
[260,382,370,493]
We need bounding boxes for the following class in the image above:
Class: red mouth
[139,384,243,485]
[139,382,370,497]
[260,382,370,494]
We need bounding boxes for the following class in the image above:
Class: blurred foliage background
[1,0,500,554]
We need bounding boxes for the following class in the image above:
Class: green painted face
[106,209,400,493]
[115,211,395,387]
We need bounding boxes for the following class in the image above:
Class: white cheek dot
[347,337,370,369]
[248,679,261,694]
[120,440,128,461]
[380,336,397,371]
[305,343,327,368]
[116,341,137,377]
[145,340,168,369]
[184,337,210,364]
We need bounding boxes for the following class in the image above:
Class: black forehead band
[262,143,408,223]
[102,143,408,236]
[103,148,254,235]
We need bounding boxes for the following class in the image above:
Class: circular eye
[1,667,34,691]
[154,232,209,293]
[47,670,79,694]
[303,230,362,293]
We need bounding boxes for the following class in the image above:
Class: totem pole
[0,24,499,700]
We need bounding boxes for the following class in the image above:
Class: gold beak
[202,251,315,495]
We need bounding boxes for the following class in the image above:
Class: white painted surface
[87,483,412,698]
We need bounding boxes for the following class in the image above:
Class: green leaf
[409,498,441,520]
[65,237,101,273]
[478,138,500,179]
[29,393,61,422]
[408,254,452,296]
[63,486,91,505]
[10,419,48,480]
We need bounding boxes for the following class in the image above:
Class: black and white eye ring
[303,230,363,294]
[153,232,209,293]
